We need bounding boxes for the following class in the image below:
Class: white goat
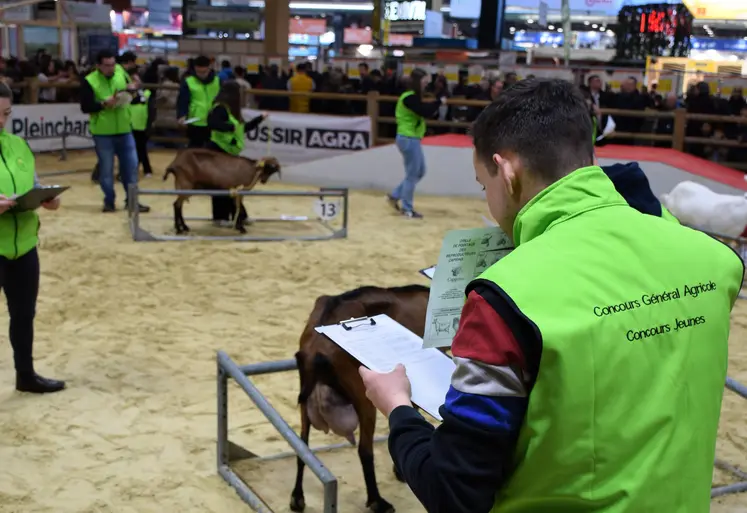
[660,181,747,238]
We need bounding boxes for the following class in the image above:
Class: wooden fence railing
[14,79,747,171]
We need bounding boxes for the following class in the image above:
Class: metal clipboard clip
[339,316,377,331]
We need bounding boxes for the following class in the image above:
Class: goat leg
[357,402,395,513]
[290,404,311,511]
[174,196,190,233]
[234,198,247,234]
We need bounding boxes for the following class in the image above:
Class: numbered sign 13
[314,198,341,221]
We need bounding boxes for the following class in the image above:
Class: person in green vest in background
[359,78,743,513]
[0,83,65,394]
[129,70,156,177]
[80,49,150,213]
[386,67,445,219]
[177,54,219,150]
[205,80,267,224]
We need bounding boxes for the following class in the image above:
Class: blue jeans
[391,135,425,212]
[93,133,139,207]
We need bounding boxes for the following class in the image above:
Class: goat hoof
[366,498,395,513]
[393,464,405,482]
[289,493,306,512]
[237,226,247,234]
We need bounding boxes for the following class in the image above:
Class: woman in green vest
[0,83,65,394]
[359,78,743,513]
[205,80,267,223]
[386,68,445,219]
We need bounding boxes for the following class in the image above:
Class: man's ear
[493,153,517,197]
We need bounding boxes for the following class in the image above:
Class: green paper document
[422,227,513,349]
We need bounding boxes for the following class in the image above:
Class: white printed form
[423,227,513,349]
[315,314,456,421]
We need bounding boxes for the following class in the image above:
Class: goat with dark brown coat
[291,284,431,513]
[162,149,281,234]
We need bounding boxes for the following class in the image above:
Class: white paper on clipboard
[182,117,201,125]
[315,314,455,421]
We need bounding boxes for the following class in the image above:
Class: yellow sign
[682,0,747,20]
[467,65,483,85]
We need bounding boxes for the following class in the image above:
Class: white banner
[11,103,93,152]
[240,109,372,165]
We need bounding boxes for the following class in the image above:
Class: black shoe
[402,210,423,219]
[103,203,116,213]
[386,194,401,212]
[16,372,66,394]
[126,201,151,213]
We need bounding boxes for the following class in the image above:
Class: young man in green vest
[360,78,744,513]
[176,55,220,149]
[80,50,150,213]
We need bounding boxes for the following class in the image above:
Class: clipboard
[419,266,436,280]
[315,314,455,421]
[10,185,69,212]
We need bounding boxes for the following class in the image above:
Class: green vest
[475,166,743,513]
[85,67,132,136]
[592,115,598,144]
[395,91,426,139]
[209,105,245,156]
[0,131,39,259]
[130,89,151,131]
[186,75,220,127]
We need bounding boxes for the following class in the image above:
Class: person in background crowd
[129,69,156,177]
[686,81,716,158]
[55,60,80,103]
[258,64,288,111]
[177,55,220,150]
[0,83,65,394]
[654,92,679,148]
[118,51,138,78]
[612,77,647,145]
[206,80,267,224]
[37,55,60,103]
[233,65,254,108]
[359,78,744,513]
[503,71,518,89]
[79,49,150,213]
[728,86,745,116]
[287,62,315,114]
[387,68,445,219]
[218,60,234,82]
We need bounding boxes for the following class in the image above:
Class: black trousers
[1,247,39,374]
[133,129,153,175]
[186,126,234,221]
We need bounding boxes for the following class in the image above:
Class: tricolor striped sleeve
[443,290,531,433]
[387,284,541,513]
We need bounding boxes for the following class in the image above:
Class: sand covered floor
[0,149,744,513]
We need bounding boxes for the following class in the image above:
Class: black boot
[16,372,66,394]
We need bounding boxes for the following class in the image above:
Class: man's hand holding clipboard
[359,364,414,417]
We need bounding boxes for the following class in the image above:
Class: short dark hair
[119,51,137,64]
[96,50,115,64]
[471,78,594,182]
[193,55,211,67]
[587,74,600,84]
[0,82,12,100]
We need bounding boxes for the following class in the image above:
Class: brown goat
[291,284,431,513]
[162,149,281,234]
